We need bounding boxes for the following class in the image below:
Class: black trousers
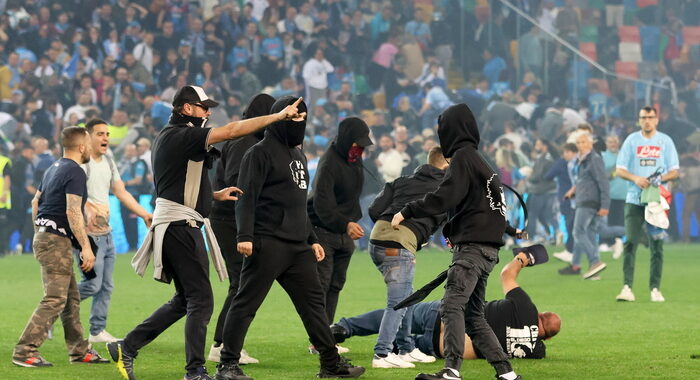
[120,203,139,250]
[123,225,214,373]
[210,217,244,345]
[220,236,339,368]
[314,226,356,323]
[442,243,512,376]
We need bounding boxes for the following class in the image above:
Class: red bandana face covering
[347,146,364,163]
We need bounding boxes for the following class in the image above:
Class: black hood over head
[437,103,480,158]
[332,117,372,158]
[243,93,276,140]
[266,96,307,147]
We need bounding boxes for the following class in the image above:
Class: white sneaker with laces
[553,250,573,264]
[208,344,222,362]
[371,353,415,368]
[239,348,259,364]
[612,238,623,260]
[88,330,119,343]
[651,288,665,302]
[335,344,350,354]
[399,348,436,363]
[598,243,611,252]
[616,285,635,302]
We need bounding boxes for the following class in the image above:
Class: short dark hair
[86,119,109,133]
[640,106,657,115]
[563,143,578,153]
[61,126,88,150]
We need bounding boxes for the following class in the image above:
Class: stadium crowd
[0,0,699,256]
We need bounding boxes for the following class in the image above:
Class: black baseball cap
[172,85,220,109]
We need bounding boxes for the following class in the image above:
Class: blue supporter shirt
[261,36,284,59]
[616,131,679,205]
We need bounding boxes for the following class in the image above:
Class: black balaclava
[267,96,308,147]
[242,93,276,140]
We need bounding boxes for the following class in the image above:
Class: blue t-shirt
[262,36,284,59]
[616,131,679,205]
[36,158,87,236]
[601,150,627,201]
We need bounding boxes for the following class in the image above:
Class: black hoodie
[307,117,370,233]
[235,96,318,244]
[400,104,509,247]
[369,164,447,250]
[210,93,275,220]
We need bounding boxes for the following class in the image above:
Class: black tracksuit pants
[123,224,214,373]
[314,226,356,323]
[209,217,244,345]
[220,235,339,368]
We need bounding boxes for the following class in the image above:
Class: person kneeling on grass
[331,252,561,361]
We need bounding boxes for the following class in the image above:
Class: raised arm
[500,252,528,295]
[206,97,305,145]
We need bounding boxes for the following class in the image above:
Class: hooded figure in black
[394,104,521,380]
[308,116,373,324]
[217,96,365,380]
[208,93,275,362]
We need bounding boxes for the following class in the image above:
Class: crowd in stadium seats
[1,0,700,255]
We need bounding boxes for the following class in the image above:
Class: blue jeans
[572,207,601,267]
[368,243,416,355]
[77,233,116,335]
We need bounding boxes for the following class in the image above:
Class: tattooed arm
[66,193,95,271]
[31,190,41,232]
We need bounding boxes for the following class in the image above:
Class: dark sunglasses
[190,103,209,111]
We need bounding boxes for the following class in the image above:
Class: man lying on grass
[331,252,561,360]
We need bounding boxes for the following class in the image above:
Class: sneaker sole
[372,361,415,369]
[12,358,52,368]
[583,263,607,279]
[616,297,635,302]
[401,357,437,363]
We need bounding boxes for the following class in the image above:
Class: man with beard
[13,127,110,367]
[392,104,522,380]
[307,117,373,350]
[216,97,365,380]
[108,86,304,380]
[208,94,276,365]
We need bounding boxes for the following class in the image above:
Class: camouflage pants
[13,231,89,359]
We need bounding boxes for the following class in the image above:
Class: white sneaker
[208,344,222,362]
[239,348,259,364]
[553,250,573,263]
[371,353,415,368]
[612,238,623,260]
[399,348,436,363]
[336,344,350,354]
[598,243,611,252]
[88,330,119,343]
[616,285,635,302]
[651,288,665,302]
[583,261,607,279]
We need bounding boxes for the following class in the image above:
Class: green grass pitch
[1,245,699,379]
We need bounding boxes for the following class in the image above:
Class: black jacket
[307,117,370,233]
[369,164,447,250]
[236,96,318,244]
[400,104,509,247]
[210,94,275,221]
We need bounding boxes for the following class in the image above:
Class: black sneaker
[558,265,580,275]
[71,347,110,364]
[317,357,365,378]
[215,362,254,380]
[330,324,349,344]
[12,355,53,368]
[496,375,522,380]
[185,366,214,380]
[106,341,136,380]
[416,368,462,380]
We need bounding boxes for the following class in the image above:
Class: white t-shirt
[82,155,122,235]
[302,58,334,90]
